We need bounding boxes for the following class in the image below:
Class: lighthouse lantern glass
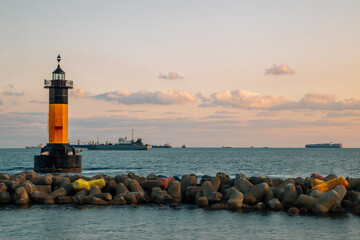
[53,72,65,80]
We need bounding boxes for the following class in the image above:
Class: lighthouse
[34,55,82,173]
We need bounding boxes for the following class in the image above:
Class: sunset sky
[1,1,360,148]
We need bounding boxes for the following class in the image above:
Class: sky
[1,1,360,148]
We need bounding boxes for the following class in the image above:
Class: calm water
[0,148,360,239]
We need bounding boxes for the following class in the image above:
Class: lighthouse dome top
[52,54,65,80]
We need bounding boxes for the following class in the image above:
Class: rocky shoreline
[0,171,359,216]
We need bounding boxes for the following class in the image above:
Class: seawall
[0,171,359,216]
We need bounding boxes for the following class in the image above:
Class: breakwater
[0,171,359,216]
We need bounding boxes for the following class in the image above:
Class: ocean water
[0,148,360,239]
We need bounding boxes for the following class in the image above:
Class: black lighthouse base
[34,143,82,173]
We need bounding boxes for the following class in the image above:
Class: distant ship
[25,144,44,149]
[86,137,151,150]
[305,143,342,148]
[152,143,172,148]
[182,144,186,148]
[221,146,232,149]
[72,130,151,150]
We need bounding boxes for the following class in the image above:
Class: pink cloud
[70,88,90,98]
[93,89,196,105]
[265,64,295,75]
[158,71,183,80]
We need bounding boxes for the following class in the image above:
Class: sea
[0,148,359,240]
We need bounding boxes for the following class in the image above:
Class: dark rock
[0,173,10,180]
[75,188,89,201]
[299,208,308,214]
[227,191,244,209]
[271,187,284,201]
[268,198,283,211]
[210,177,221,192]
[0,191,11,204]
[224,187,238,202]
[5,181,20,193]
[93,193,112,201]
[234,175,253,194]
[288,207,300,214]
[282,184,298,208]
[14,187,29,205]
[49,187,67,198]
[310,190,324,198]
[102,180,116,195]
[20,181,36,195]
[31,191,50,203]
[202,181,222,203]
[114,174,129,184]
[77,195,93,204]
[346,178,360,190]
[128,179,144,193]
[146,173,157,180]
[323,174,337,182]
[92,197,108,205]
[244,182,270,205]
[116,183,129,195]
[295,185,303,195]
[181,174,197,194]
[341,199,353,209]
[194,189,203,203]
[128,172,136,179]
[89,186,102,196]
[26,171,39,181]
[271,178,284,187]
[278,178,295,189]
[44,197,55,205]
[0,182,8,193]
[35,175,53,185]
[34,185,52,194]
[124,192,138,204]
[110,195,127,205]
[52,177,62,189]
[197,197,208,208]
[304,177,314,189]
[63,183,76,196]
[252,202,266,211]
[56,195,74,204]
[296,194,318,210]
[167,181,181,203]
[210,203,227,210]
[347,191,360,202]
[142,180,160,192]
[184,186,198,203]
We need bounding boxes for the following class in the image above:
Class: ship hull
[86,144,151,150]
[305,143,342,148]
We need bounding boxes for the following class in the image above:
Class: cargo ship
[85,137,151,150]
[25,144,44,149]
[151,143,172,148]
[72,130,151,150]
[305,143,342,148]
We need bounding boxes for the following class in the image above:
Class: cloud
[70,88,90,98]
[298,93,360,110]
[200,90,360,111]
[93,89,196,105]
[265,64,295,75]
[1,90,24,96]
[158,71,183,80]
[202,90,290,110]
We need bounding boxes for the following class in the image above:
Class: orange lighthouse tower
[34,55,82,173]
